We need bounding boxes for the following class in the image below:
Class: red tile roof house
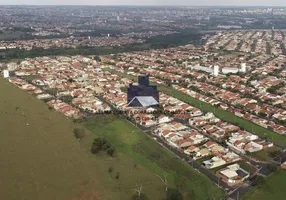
[176,139,194,148]
[202,125,217,134]
[184,146,199,155]
[160,130,172,138]
[190,119,207,127]
[204,141,217,149]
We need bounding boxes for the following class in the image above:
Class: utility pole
[237,191,240,200]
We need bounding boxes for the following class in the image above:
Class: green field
[82,115,225,200]
[242,169,286,200]
[0,78,183,200]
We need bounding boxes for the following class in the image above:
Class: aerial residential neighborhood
[1,4,286,200]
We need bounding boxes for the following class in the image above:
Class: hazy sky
[0,0,285,6]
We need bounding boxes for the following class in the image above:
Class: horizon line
[0,4,285,7]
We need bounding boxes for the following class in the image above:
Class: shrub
[107,147,115,157]
[166,188,183,200]
[103,143,111,150]
[116,172,120,180]
[73,128,85,140]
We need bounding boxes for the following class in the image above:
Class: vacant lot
[83,115,225,200]
[0,78,173,200]
[250,146,281,162]
[242,169,286,200]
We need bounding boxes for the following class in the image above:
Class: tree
[269,150,282,158]
[91,145,101,154]
[93,138,107,149]
[94,56,101,62]
[103,143,111,150]
[106,147,115,157]
[251,176,265,186]
[133,183,143,199]
[258,112,267,118]
[73,128,85,141]
[267,163,278,173]
[131,194,148,200]
[166,188,183,200]
[68,78,75,83]
[156,174,168,191]
[116,172,120,180]
[91,138,104,154]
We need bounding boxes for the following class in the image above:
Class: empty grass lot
[249,146,282,162]
[242,169,286,200]
[83,115,225,200]
[0,78,179,200]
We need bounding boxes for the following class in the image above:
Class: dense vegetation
[0,30,202,60]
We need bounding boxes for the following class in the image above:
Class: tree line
[0,30,202,60]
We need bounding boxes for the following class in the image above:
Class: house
[203,156,227,169]
[222,152,241,163]
[143,119,157,127]
[158,115,172,124]
[194,148,210,160]
[127,75,159,107]
[176,139,194,148]
[204,141,217,149]
[128,96,159,107]
[244,141,263,153]
[190,119,207,127]
[184,146,199,155]
[216,164,250,185]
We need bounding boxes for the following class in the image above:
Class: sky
[0,0,285,6]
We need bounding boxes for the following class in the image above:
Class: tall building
[3,70,9,78]
[127,75,159,107]
[213,65,219,77]
[240,63,247,73]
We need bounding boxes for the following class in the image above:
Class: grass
[250,146,281,162]
[23,75,42,82]
[236,160,255,174]
[105,69,286,146]
[242,169,286,200]
[82,115,225,200]
[0,77,177,200]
